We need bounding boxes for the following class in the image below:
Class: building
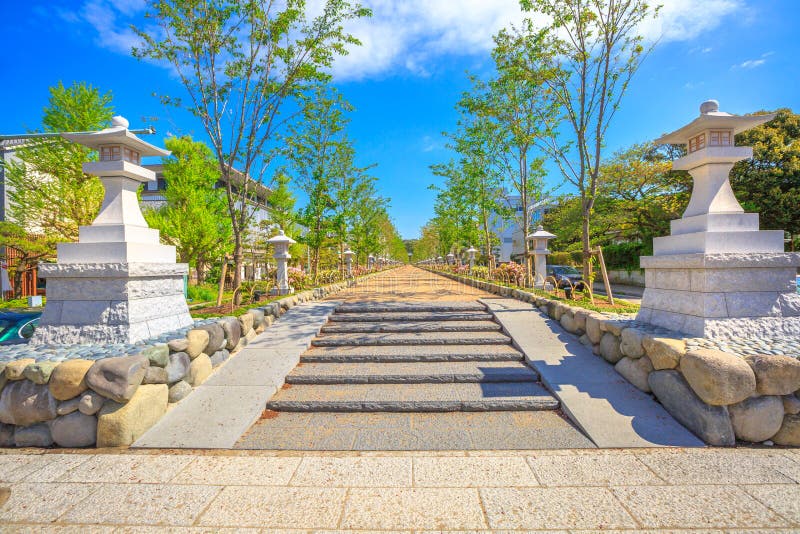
[491,194,552,263]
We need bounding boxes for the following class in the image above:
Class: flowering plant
[491,261,526,285]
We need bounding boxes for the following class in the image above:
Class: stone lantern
[437,256,443,265]
[368,254,375,270]
[446,252,454,265]
[639,100,800,338]
[31,116,192,345]
[527,226,556,288]
[408,251,413,264]
[267,228,296,296]
[343,246,355,277]
[466,246,478,271]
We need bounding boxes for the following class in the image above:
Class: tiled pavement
[1,447,800,531]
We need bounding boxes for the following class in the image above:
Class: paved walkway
[1,448,799,531]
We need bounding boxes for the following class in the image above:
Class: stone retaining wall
[0,278,362,448]
[433,269,800,447]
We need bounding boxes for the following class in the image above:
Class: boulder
[745,354,800,396]
[550,303,565,321]
[57,397,81,416]
[14,423,52,447]
[772,414,800,446]
[578,334,592,347]
[167,337,190,352]
[238,313,254,334]
[0,380,57,426]
[23,361,59,384]
[602,319,627,337]
[648,370,735,446]
[599,332,623,364]
[559,312,578,334]
[249,309,265,329]
[572,310,589,333]
[78,391,106,415]
[186,329,210,359]
[219,317,241,350]
[85,354,149,403]
[0,423,14,447]
[620,328,646,359]
[680,349,756,406]
[140,345,169,368]
[198,323,225,353]
[187,354,212,386]
[615,356,654,392]
[49,359,93,401]
[585,314,604,344]
[142,366,169,385]
[50,411,97,448]
[642,336,685,370]
[165,352,191,384]
[5,359,35,380]
[210,349,230,368]
[96,384,168,447]
[168,380,192,403]
[729,396,784,443]
[783,395,800,415]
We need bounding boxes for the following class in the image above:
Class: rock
[14,423,52,447]
[620,328,646,359]
[168,380,192,403]
[57,397,81,416]
[599,332,623,364]
[602,319,627,337]
[219,317,241,350]
[572,310,589,333]
[0,380,58,426]
[187,354,212,386]
[49,359,93,401]
[729,396,784,443]
[140,345,169,367]
[263,315,274,328]
[96,384,168,447]
[560,312,578,334]
[22,361,59,384]
[85,355,149,403]
[585,314,604,344]
[0,423,14,447]
[648,370,735,446]
[550,303,565,321]
[78,391,106,415]
[50,411,97,447]
[249,309,265,329]
[578,334,592,347]
[167,337,190,352]
[142,366,169,385]
[680,349,756,406]
[245,329,257,342]
[615,356,654,392]
[783,395,800,415]
[198,323,225,353]
[642,336,685,370]
[745,354,800,396]
[165,352,191,384]
[238,313,254,334]
[5,359,35,380]
[772,414,800,446]
[186,329,210,359]
[210,349,230,368]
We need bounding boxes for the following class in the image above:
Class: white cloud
[82,0,144,54]
[732,51,773,70]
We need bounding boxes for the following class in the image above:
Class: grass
[0,297,46,311]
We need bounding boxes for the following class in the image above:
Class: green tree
[133,0,371,302]
[5,81,113,245]
[144,136,232,283]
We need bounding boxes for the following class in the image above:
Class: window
[123,147,140,164]
[503,237,513,244]
[688,133,706,153]
[709,130,732,147]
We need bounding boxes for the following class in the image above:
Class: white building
[491,194,552,263]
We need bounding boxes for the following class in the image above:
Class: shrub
[187,284,217,303]
[491,261,526,285]
[602,242,650,271]
[287,267,308,289]
[471,266,490,279]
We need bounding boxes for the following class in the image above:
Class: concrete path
[485,298,705,448]
[133,300,340,449]
[2,447,800,531]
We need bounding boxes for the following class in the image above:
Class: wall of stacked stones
[434,270,800,447]
[0,281,354,448]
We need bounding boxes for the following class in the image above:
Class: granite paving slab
[328,311,494,322]
[483,298,705,448]
[312,331,512,346]
[301,343,524,362]
[335,301,487,313]
[286,360,539,383]
[320,320,501,333]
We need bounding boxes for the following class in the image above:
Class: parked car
[0,311,41,345]
[546,265,586,291]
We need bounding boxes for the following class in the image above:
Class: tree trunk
[581,206,592,282]
[216,257,229,307]
[232,235,243,305]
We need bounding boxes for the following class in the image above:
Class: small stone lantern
[527,225,556,288]
[343,246,355,277]
[466,246,478,271]
[268,228,296,296]
[368,254,375,270]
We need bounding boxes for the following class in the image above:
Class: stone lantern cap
[267,228,296,245]
[527,225,556,241]
[62,116,170,158]
[343,247,355,258]
[466,246,478,254]
[655,100,775,145]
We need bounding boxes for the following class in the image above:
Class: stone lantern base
[636,252,800,339]
[31,263,193,345]
[269,286,295,296]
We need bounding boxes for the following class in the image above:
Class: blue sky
[1,0,799,238]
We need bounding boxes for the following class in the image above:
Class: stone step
[301,344,525,363]
[320,320,500,334]
[285,361,539,384]
[311,331,512,347]
[335,302,486,314]
[266,382,559,412]
[328,311,494,322]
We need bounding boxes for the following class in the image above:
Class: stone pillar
[466,246,477,271]
[268,229,296,296]
[343,247,355,277]
[527,226,556,288]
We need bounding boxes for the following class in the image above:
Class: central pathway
[236,267,594,449]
